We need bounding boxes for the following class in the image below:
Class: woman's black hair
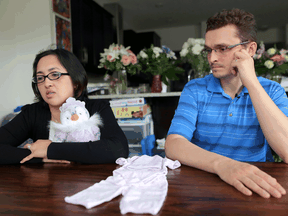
[32,48,88,103]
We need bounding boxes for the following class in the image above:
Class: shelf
[88,92,182,99]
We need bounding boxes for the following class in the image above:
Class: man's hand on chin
[231,49,258,88]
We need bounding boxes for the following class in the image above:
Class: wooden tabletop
[1,162,288,215]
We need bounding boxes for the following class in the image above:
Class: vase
[117,70,128,94]
[151,75,162,93]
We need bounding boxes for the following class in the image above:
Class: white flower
[192,44,204,55]
[180,48,188,57]
[267,48,276,56]
[187,38,196,46]
[195,38,203,45]
[107,51,118,62]
[139,50,148,58]
[153,47,162,58]
[199,38,205,45]
[182,42,189,49]
[284,55,288,62]
[119,49,129,56]
[264,60,274,69]
[153,47,163,55]
[99,58,106,63]
[167,51,177,59]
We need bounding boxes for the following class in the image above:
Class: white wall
[138,25,201,51]
[0,0,53,118]
[140,25,286,51]
[257,27,285,44]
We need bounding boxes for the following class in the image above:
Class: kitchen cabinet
[71,0,114,75]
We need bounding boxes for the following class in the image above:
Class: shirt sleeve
[167,83,198,141]
[269,82,288,116]
[0,105,43,164]
[47,99,129,164]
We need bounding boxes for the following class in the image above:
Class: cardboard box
[111,104,151,119]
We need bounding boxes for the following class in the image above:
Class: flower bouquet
[180,38,210,79]
[254,41,288,82]
[99,43,140,93]
[133,45,184,87]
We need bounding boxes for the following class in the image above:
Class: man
[165,8,288,198]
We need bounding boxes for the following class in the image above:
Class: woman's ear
[248,41,257,57]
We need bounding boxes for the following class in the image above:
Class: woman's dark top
[0,98,129,164]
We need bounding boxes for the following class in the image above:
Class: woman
[0,48,129,164]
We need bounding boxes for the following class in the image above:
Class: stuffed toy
[49,97,103,142]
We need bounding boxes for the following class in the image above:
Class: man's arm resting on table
[165,134,286,198]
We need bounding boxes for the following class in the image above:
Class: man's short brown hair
[206,8,257,42]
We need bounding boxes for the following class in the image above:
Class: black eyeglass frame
[202,41,250,55]
[32,72,70,84]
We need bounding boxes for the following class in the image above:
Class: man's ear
[247,41,257,57]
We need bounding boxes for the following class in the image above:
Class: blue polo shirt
[168,74,288,162]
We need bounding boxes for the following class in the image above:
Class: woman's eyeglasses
[32,71,69,84]
[202,41,250,56]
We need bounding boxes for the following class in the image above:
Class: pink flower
[121,55,131,66]
[113,45,122,50]
[270,54,285,62]
[107,55,115,62]
[103,74,110,81]
[129,54,137,65]
[126,50,137,65]
[127,50,134,55]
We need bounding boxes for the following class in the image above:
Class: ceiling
[95,0,288,31]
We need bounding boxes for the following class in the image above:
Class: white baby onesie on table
[64,155,181,215]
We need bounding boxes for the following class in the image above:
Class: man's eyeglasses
[32,71,70,84]
[202,41,250,56]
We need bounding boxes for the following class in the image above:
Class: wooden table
[1,162,288,215]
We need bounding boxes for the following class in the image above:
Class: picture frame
[55,15,72,51]
[52,0,70,19]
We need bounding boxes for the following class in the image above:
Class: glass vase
[117,70,127,94]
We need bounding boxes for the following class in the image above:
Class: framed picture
[53,0,70,19]
[55,15,72,51]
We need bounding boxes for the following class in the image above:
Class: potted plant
[130,45,183,93]
[180,38,210,80]
[254,41,288,83]
[99,43,140,94]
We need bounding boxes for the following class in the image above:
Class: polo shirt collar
[207,75,223,93]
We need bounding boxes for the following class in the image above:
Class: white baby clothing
[64,155,181,215]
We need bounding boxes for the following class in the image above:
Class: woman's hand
[20,140,52,164]
[42,158,70,164]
